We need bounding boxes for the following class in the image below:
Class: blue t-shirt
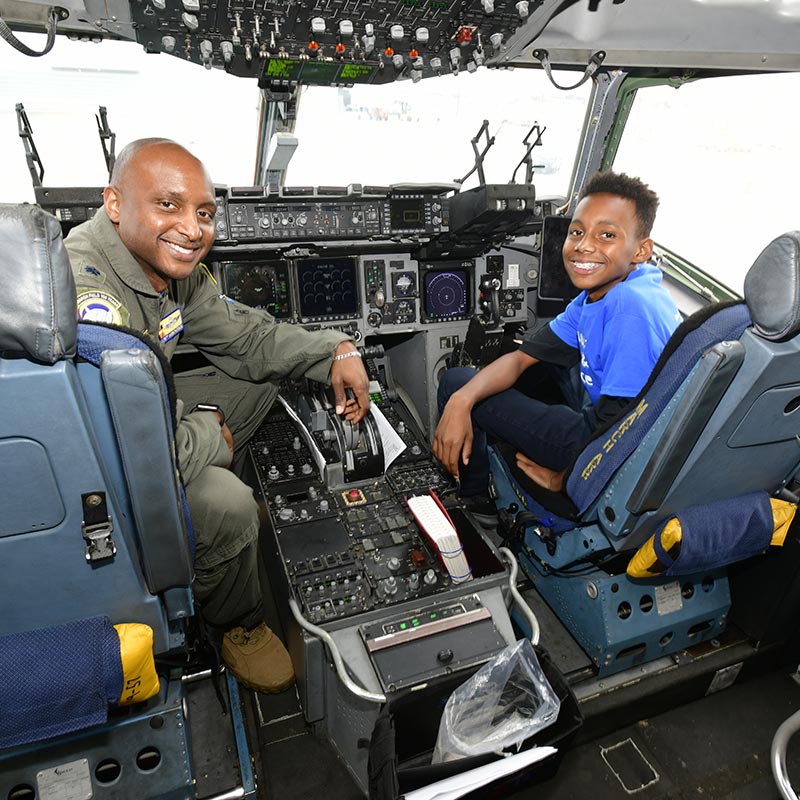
[549,264,682,405]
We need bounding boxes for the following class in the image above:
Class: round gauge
[238,269,276,309]
[393,299,415,324]
[393,271,416,297]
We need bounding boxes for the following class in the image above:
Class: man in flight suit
[65,138,370,693]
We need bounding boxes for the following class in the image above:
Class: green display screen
[263,58,303,81]
[337,62,376,84]
[298,60,341,83]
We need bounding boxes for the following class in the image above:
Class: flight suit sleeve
[178,268,351,385]
[174,399,232,484]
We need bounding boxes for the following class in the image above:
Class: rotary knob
[423,569,438,585]
[387,557,401,572]
[278,507,295,522]
[383,577,398,595]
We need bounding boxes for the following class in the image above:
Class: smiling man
[66,138,370,694]
[433,171,681,513]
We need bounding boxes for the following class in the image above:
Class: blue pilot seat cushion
[0,616,123,749]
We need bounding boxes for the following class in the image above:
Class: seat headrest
[744,232,800,342]
[0,204,77,363]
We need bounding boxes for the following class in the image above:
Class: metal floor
[246,662,800,800]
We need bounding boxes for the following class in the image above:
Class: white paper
[507,263,520,288]
[369,403,406,470]
[404,746,558,800]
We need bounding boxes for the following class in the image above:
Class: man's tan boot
[221,622,295,693]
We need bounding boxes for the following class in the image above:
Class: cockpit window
[613,73,800,295]
[284,69,590,195]
[0,37,260,201]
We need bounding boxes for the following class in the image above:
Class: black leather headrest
[744,232,800,342]
[0,204,76,363]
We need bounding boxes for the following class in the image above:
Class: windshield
[0,36,260,200]
[613,73,800,295]
[0,33,590,202]
[287,69,590,195]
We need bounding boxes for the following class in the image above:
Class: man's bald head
[103,138,217,292]
[110,138,210,189]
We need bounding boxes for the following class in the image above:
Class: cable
[0,7,61,57]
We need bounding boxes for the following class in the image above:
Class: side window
[613,73,800,294]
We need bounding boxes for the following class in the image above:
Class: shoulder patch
[80,263,105,282]
[77,290,129,326]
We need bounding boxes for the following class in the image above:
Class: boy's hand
[432,396,474,480]
[515,452,565,493]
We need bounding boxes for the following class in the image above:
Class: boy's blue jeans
[437,366,596,497]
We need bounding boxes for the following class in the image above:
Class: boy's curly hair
[580,171,659,238]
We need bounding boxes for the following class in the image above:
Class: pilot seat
[0,204,201,798]
[490,232,800,676]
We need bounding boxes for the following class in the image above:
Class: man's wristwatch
[191,403,225,427]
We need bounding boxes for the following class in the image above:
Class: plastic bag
[431,639,561,764]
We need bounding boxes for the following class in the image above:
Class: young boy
[433,171,682,503]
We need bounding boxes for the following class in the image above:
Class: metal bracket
[82,520,117,562]
[81,491,116,562]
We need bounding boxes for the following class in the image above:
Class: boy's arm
[433,349,538,480]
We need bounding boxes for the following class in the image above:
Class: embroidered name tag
[159,307,184,342]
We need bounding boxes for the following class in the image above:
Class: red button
[348,490,361,501]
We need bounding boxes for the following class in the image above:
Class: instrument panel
[128,0,544,87]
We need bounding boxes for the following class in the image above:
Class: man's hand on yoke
[331,343,371,424]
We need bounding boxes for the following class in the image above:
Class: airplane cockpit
[4,1,800,798]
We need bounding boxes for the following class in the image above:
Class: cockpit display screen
[297,60,341,83]
[263,58,303,82]
[337,63,376,84]
[297,257,359,321]
[421,266,471,322]
[389,197,425,231]
[221,261,292,319]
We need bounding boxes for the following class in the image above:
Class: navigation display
[421,266,471,322]
[297,257,359,321]
[221,261,292,319]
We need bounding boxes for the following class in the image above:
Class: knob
[397,421,406,435]
[293,436,301,450]
[449,47,461,67]
[482,0,494,12]
[308,486,318,499]
[411,69,423,83]
[490,32,504,49]
[474,48,485,67]
[362,35,376,54]
[339,19,353,36]
[274,494,284,506]
[319,499,330,512]
[287,464,295,475]
[200,39,213,67]
[278,507,294,521]
[300,509,309,519]
[423,569,438,585]
[383,577,398,595]
[181,12,199,30]
[415,27,429,43]
[408,573,420,588]
[297,214,308,226]
[387,557,401,572]
[365,23,374,36]
[161,35,176,52]
[260,444,269,456]
[430,56,442,71]
[258,216,270,228]
[267,465,280,480]
[411,445,422,456]
[301,463,313,475]
[516,0,529,17]
[392,53,405,70]
[153,0,166,9]
[220,40,234,64]
[311,17,326,34]
[390,24,404,40]
[373,288,386,308]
